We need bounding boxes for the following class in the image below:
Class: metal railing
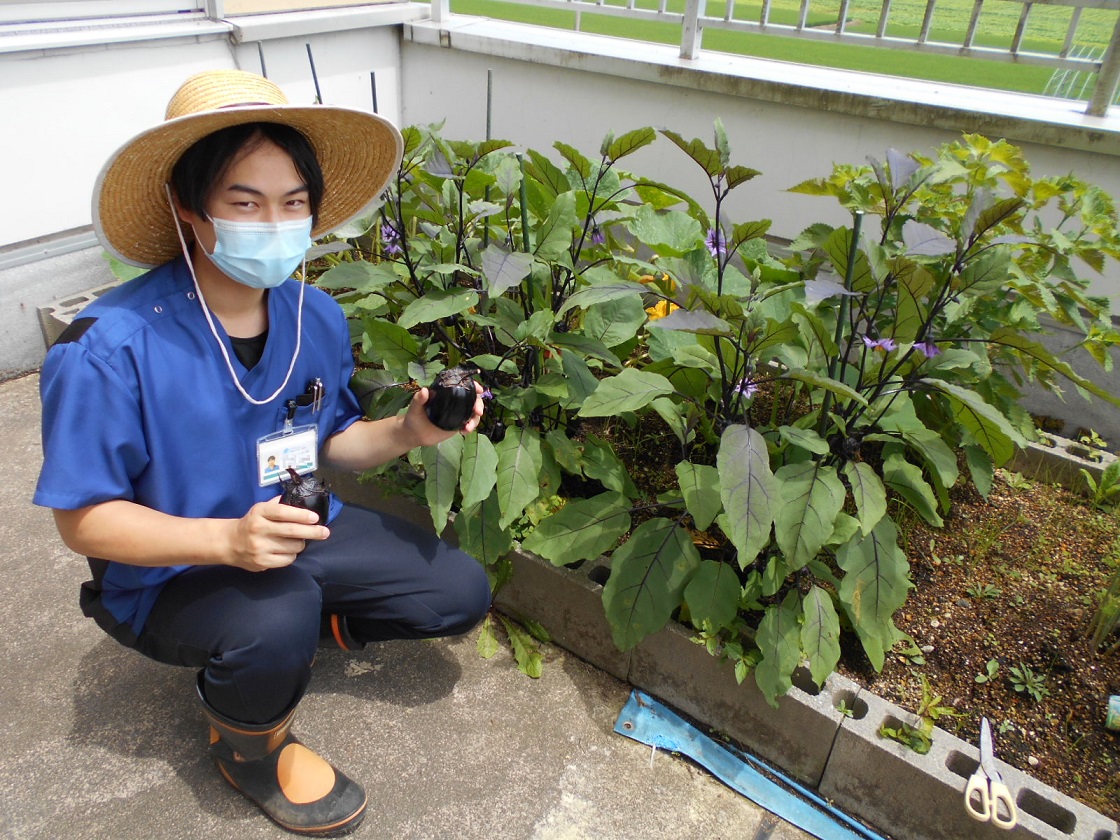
[430,0,1120,116]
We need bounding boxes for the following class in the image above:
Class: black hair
[170,122,325,223]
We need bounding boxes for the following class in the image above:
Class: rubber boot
[319,613,366,652]
[197,675,367,836]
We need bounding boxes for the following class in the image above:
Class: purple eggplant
[279,467,330,525]
[425,366,479,431]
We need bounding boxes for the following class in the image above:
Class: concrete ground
[0,372,812,840]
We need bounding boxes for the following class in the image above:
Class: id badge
[257,424,318,487]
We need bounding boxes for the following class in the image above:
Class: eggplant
[425,366,479,431]
[279,467,331,525]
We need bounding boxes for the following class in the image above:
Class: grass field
[443,0,1119,97]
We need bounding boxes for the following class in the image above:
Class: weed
[1081,460,1120,511]
[1009,662,1051,701]
[975,659,1000,684]
[966,583,1002,600]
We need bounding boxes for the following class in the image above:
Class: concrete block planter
[1008,433,1117,493]
[820,689,1118,840]
[37,280,120,348]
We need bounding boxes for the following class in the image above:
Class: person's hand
[403,381,486,447]
[225,498,330,572]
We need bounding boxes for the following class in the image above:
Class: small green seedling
[975,658,1000,684]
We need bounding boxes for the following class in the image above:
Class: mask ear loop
[165,184,304,407]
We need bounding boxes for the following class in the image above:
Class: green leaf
[534,191,577,260]
[554,141,592,179]
[964,445,995,499]
[579,368,674,417]
[676,462,722,531]
[843,461,887,536]
[523,149,569,200]
[584,295,648,348]
[558,281,648,317]
[315,259,398,293]
[802,586,841,689]
[459,433,499,511]
[725,165,762,190]
[626,204,705,255]
[482,247,535,297]
[521,491,632,565]
[921,378,1026,466]
[836,518,911,671]
[755,591,802,707]
[362,318,419,370]
[778,425,830,456]
[774,461,846,575]
[602,518,701,650]
[825,227,874,293]
[476,614,501,659]
[648,308,733,336]
[900,428,959,497]
[718,425,778,569]
[580,434,638,497]
[651,397,694,449]
[495,426,544,529]
[882,450,943,527]
[422,434,463,534]
[783,369,868,406]
[684,560,740,629]
[398,288,479,330]
[606,127,657,162]
[659,129,722,178]
[455,490,512,566]
[499,615,543,678]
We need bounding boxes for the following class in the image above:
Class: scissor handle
[964,772,991,821]
[988,780,1018,830]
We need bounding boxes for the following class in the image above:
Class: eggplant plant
[312,124,1120,702]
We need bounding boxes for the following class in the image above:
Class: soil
[837,470,1120,823]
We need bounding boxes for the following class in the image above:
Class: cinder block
[37,280,120,348]
[820,688,1118,840]
[628,619,848,787]
[495,549,630,681]
[1008,436,1116,493]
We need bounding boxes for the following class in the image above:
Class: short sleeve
[34,342,149,510]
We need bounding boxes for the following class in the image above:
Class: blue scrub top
[34,257,364,634]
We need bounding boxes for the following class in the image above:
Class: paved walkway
[0,372,811,840]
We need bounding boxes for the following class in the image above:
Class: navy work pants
[130,504,491,725]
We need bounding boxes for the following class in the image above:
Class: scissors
[965,717,1018,830]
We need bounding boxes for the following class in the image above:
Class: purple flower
[590,226,606,246]
[381,221,402,256]
[733,379,758,399]
[914,340,942,358]
[861,335,896,352]
[481,388,494,400]
[706,228,727,257]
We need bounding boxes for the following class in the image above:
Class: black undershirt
[230,329,268,370]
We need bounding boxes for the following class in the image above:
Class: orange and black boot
[197,675,367,836]
[320,613,365,652]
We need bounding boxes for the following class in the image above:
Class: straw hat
[93,68,403,268]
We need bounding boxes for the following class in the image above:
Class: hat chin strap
[165,184,304,407]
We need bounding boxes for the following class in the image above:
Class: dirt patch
[839,472,1120,821]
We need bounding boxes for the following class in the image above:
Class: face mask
[206,216,314,289]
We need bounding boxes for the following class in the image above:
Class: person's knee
[439,554,491,636]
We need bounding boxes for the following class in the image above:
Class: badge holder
[258,425,318,487]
